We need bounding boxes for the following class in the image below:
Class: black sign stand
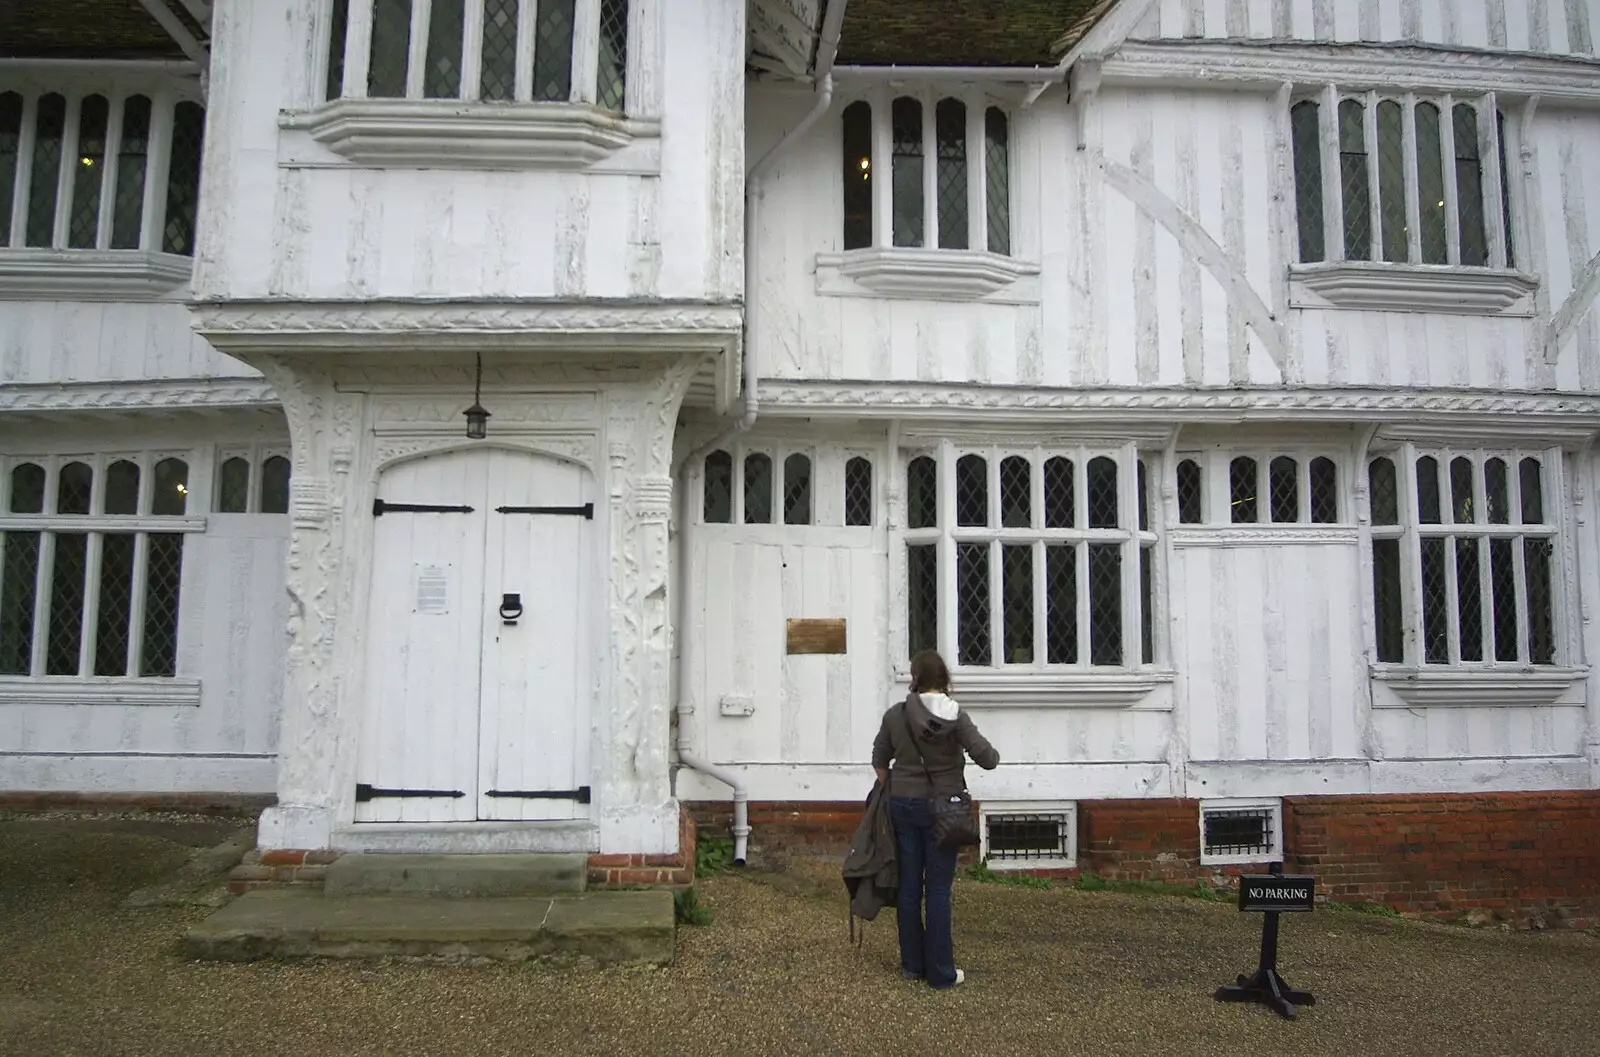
[1214,862,1317,1020]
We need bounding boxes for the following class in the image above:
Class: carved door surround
[192,304,733,855]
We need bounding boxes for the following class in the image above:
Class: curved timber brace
[137,0,211,101]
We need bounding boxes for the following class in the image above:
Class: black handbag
[898,704,980,851]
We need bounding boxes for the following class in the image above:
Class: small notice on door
[415,565,450,614]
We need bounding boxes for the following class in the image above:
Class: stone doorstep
[185,889,675,965]
[322,853,589,897]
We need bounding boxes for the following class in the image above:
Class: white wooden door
[477,449,592,821]
[354,451,489,823]
[354,447,592,824]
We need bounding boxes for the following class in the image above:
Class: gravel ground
[2,812,1598,1057]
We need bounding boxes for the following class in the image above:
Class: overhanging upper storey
[284,0,661,171]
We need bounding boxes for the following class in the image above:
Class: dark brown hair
[909,649,950,694]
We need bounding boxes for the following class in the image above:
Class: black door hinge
[484,786,592,804]
[494,503,594,519]
[373,499,476,516]
[355,783,466,802]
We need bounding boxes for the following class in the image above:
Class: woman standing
[871,649,1000,989]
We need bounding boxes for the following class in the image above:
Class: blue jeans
[889,796,958,988]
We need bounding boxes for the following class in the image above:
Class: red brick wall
[585,805,698,888]
[1283,792,1600,928]
[688,790,1600,928]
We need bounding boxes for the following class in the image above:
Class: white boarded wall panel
[0,303,254,385]
[1139,0,1599,55]
[1373,705,1588,759]
[1177,542,1365,762]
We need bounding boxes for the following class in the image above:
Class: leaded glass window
[1369,449,1561,668]
[1454,103,1487,266]
[112,96,150,250]
[743,453,772,524]
[597,0,629,112]
[1290,100,1324,262]
[0,92,21,246]
[842,101,873,250]
[900,448,1158,669]
[783,453,812,526]
[533,0,577,101]
[163,102,205,256]
[424,0,467,99]
[479,0,518,101]
[844,456,872,527]
[1176,459,1203,524]
[934,97,967,250]
[1338,99,1371,260]
[891,96,924,248]
[368,0,414,98]
[69,96,109,249]
[1230,456,1258,523]
[703,450,731,523]
[26,94,65,248]
[985,107,1009,255]
[0,454,190,680]
[1376,99,1406,263]
[1415,102,1448,264]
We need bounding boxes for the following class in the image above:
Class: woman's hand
[875,767,889,787]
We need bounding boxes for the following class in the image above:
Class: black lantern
[464,351,490,439]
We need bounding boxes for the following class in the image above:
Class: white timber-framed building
[4,0,1600,908]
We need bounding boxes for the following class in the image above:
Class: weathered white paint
[0,302,256,386]
[0,418,289,794]
[1136,0,1600,55]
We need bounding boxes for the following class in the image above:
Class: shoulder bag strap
[897,702,937,789]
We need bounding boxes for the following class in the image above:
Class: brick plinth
[585,805,699,888]
[687,790,1600,928]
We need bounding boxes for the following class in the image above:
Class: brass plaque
[787,618,847,655]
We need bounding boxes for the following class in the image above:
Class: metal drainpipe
[670,1,847,867]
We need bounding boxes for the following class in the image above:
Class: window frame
[979,800,1078,871]
[0,452,204,699]
[1198,798,1284,868]
[1174,448,1347,527]
[215,446,293,515]
[898,441,1161,679]
[1366,444,1568,673]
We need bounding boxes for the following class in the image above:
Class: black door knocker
[499,592,523,626]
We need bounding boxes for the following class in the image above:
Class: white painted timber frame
[0,65,204,299]
[293,0,660,170]
[818,84,1035,302]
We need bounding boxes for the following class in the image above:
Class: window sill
[896,669,1174,709]
[1170,526,1358,547]
[1289,262,1538,316]
[815,248,1041,303]
[1370,666,1585,708]
[280,99,659,171]
[0,677,201,707]
[0,250,192,302]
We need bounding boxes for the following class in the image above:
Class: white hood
[919,691,960,722]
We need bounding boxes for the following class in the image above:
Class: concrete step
[185,889,674,965]
[323,853,588,897]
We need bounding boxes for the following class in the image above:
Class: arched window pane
[1310,457,1338,523]
[1338,99,1371,260]
[1368,457,1398,525]
[326,0,351,99]
[1043,456,1074,528]
[907,455,937,529]
[1519,457,1544,524]
[1230,456,1258,523]
[1485,458,1509,524]
[9,463,45,514]
[703,450,732,523]
[1087,456,1118,529]
[956,454,987,527]
[423,0,465,98]
[844,456,872,527]
[152,458,189,516]
[1176,459,1203,523]
[163,102,205,256]
[26,94,66,248]
[1290,100,1324,262]
[57,461,93,515]
[1454,103,1487,266]
[69,95,109,249]
[743,453,772,524]
[261,456,293,515]
[985,107,1009,255]
[1377,100,1407,262]
[891,96,924,248]
[111,95,151,249]
[1415,455,1441,523]
[479,0,518,101]
[105,459,140,515]
[935,97,967,250]
[0,93,22,245]
[368,0,414,98]
[1269,456,1299,522]
[783,453,811,525]
[1416,102,1448,263]
[841,101,873,250]
[218,457,250,513]
[1450,456,1475,523]
[532,0,577,102]
[1000,456,1030,528]
[596,0,629,111]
